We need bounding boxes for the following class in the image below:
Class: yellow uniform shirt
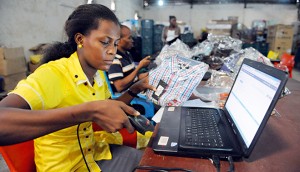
[10,52,115,171]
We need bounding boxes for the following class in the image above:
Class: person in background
[162,15,181,45]
[0,4,154,172]
[198,29,208,43]
[108,25,151,93]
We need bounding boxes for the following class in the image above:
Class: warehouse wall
[142,3,297,37]
[0,0,142,60]
[0,1,297,59]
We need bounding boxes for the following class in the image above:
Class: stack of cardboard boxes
[206,20,234,36]
[267,24,294,58]
[292,21,300,55]
[0,47,27,92]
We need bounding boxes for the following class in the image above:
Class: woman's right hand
[86,100,139,133]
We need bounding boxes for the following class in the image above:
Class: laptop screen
[225,63,281,148]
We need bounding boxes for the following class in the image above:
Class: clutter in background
[222,47,273,75]
[0,47,27,76]
[0,47,27,92]
[0,44,50,93]
[148,33,292,108]
[267,24,293,58]
[28,43,49,73]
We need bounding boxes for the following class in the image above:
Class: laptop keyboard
[184,108,224,148]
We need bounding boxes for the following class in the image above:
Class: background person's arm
[177,26,181,35]
[113,56,150,92]
[162,26,168,43]
[116,76,155,104]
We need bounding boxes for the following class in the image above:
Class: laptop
[152,58,288,159]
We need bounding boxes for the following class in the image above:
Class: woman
[162,16,181,45]
[0,4,154,172]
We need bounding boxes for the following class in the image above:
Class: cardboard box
[207,29,231,36]
[267,25,294,57]
[2,72,27,91]
[268,39,293,57]
[228,16,238,24]
[267,25,293,41]
[292,21,300,36]
[206,20,233,36]
[211,20,234,25]
[206,23,232,30]
[0,47,27,76]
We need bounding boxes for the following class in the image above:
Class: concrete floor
[0,155,9,172]
[292,68,300,82]
[1,68,300,172]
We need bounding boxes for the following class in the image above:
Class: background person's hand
[138,72,149,80]
[129,75,156,94]
[87,100,139,133]
[138,56,151,68]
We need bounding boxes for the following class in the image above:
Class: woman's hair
[169,16,176,20]
[42,4,119,63]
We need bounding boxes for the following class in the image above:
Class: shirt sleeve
[9,66,65,110]
[108,58,124,81]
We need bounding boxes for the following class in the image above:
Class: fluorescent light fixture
[87,0,93,4]
[158,0,164,6]
[111,0,116,11]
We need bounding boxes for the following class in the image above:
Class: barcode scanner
[128,115,154,135]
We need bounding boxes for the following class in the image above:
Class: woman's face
[80,19,120,71]
[170,18,177,27]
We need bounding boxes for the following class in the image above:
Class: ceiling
[144,0,297,7]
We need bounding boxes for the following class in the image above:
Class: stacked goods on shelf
[267,24,293,58]
[141,19,154,57]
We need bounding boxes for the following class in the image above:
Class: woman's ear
[74,33,84,46]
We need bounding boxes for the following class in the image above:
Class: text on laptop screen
[225,63,281,148]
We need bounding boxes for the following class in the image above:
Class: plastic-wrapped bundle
[204,48,273,97]
[207,34,242,57]
[205,70,234,89]
[223,47,273,74]
[168,39,192,58]
[147,54,209,106]
[157,39,213,64]
[222,50,245,72]
[154,44,182,66]
[154,39,192,66]
[191,40,214,57]
[202,56,224,70]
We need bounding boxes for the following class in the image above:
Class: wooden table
[138,79,300,172]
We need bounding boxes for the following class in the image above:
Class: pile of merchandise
[146,34,290,107]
